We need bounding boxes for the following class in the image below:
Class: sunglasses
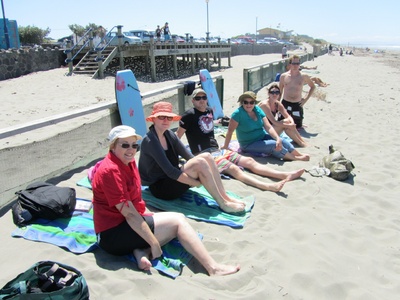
[290,62,301,65]
[269,90,280,95]
[193,96,208,101]
[243,100,256,105]
[157,116,173,121]
[119,142,139,149]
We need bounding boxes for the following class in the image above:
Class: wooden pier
[65,26,232,81]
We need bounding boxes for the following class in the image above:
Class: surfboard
[115,70,147,142]
[199,69,224,119]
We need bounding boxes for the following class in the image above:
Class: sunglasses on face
[193,96,208,101]
[157,115,173,121]
[269,90,280,95]
[119,142,139,149]
[290,62,301,65]
[243,100,256,105]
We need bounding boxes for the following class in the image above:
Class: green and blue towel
[11,208,196,278]
[77,177,255,228]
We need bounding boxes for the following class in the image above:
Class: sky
[2,0,400,47]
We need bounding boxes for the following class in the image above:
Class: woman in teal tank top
[222,92,310,161]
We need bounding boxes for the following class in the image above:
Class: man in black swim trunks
[279,55,315,128]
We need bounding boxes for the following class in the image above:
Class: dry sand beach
[1,48,400,299]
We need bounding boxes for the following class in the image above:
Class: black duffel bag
[11,182,76,227]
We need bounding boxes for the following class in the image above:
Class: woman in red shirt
[92,125,240,276]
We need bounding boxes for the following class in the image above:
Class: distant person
[176,88,305,193]
[221,91,310,161]
[282,45,288,59]
[310,77,329,87]
[92,125,240,276]
[139,101,247,214]
[279,55,316,128]
[155,25,161,43]
[299,65,317,70]
[161,22,171,42]
[259,84,307,147]
[328,44,333,55]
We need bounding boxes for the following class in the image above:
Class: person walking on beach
[282,45,288,59]
[176,88,305,193]
[138,101,248,214]
[279,55,315,128]
[92,125,240,276]
[221,91,310,161]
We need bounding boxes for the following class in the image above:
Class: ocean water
[371,45,400,52]
[345,44,400,53]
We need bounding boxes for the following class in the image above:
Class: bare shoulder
[258,101,269,110]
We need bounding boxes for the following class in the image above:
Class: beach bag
[183,81,196,96]
[11,182,76,227]
[320,145,355,181]
[220,116,231,126]
[0,261,89,299]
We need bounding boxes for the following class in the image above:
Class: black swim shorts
[280,99,304,128]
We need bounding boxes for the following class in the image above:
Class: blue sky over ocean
[3,0,399,47]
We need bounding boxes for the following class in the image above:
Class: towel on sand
[77,177,255,228]
[142,186,254,229]
[11,208,196,278]
[11,211,97,254]
[127,234,202,279]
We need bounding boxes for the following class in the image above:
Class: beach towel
[76,176,92,189]
[142,186,254,229]
[77,177,254,228]
[11,206,197,278]
[127,234,202,279]
[11,210,97,254]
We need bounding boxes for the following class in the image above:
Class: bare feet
[296,140,308,147]
[220,199,246,214]
[285,169,305,181]
[133,248,152,271]
[208,263,241,276]
[296,154,310,161]
[265,179,287,192]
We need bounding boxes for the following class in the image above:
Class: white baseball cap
[108,125,142,143]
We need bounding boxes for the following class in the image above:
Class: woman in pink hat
[92,125,240,276]
[139,101,249,214]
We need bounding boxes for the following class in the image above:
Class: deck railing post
[117,25,124,70]
[149,36,156,82]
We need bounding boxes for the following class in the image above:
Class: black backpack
[11,182,76,227]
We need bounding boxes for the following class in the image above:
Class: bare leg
[133,248,152,271]
[223,164,286,192]
[153,212,240,276]
[274,124,307,147]
[238,156,304,181]
[283,150,310,161]
[284,127,308,147]
[183,153,246,213]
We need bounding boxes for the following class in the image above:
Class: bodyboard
[199,69,224,119]
[115,70,147,140]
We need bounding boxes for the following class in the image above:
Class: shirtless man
[279,55,315,128]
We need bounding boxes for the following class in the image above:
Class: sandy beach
[1,48,400,299]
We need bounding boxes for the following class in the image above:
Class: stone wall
[0,47,64,81]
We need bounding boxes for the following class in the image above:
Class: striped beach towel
[11,209,196,278]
